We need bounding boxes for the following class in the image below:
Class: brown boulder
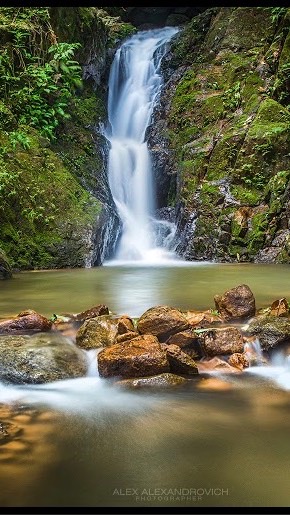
[198,327,244,356]
[269,298,289,317]
[0,310,52,334]
[73,304,109,321]
[117,316,135,335]
[97,334,169,378]
[115,331,139,343]
[228,353,249,370]
[76,316,118,349]
[137,305,189,341]
[185,310,223,326]
[166,329,198,348]
[115,373,188,390]
[164,344,199,375]
[214,284,256,321]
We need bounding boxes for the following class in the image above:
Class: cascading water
[103,27,179,264]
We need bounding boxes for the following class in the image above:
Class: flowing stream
[104,27,179,264]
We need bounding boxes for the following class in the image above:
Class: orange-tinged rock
[0,310,52,334]
[198,327,244,356]
[214,284,256,321]
[98,334,169,378]
[137,305,189,341]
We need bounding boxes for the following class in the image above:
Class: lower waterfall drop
[104,27,179,265]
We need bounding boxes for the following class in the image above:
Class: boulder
[246,315,290,351]
[0,310,52,334]
[0,333,87,384]
[269,298,289,317]
[228,353,249,370]
[117,316,135,335]
[164,344,199,375]
[214,284,256,321]
[73,304,109,321]
[115,331,139,344]
[137,305,189,341]
[198,327,244,356]
[76,315,118,349]
[184,310,223,326]
[166,329,198,348]
[115,373,188,390]
[97,334,169,378]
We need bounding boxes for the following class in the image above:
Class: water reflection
[1,263,290,318]
[1,378,290,507]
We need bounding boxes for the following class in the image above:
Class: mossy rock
[0,127,101,269]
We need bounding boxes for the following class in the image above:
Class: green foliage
[8,130,31,149]
[222,81,241,111]
[0,9,83,140]
[270,7,287,25]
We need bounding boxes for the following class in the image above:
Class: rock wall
[150,7,290,263]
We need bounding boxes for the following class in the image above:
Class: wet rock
[97,334,169,378]
[185,310,223,327]
[76,315,118,349]
[269,298,289,317]
[0,333,87,384]
[197,357,240,374]
[179,344,203,360]
[115,331,139,344]
[115,373,188,390]
[164,344,199,375]
[73,304,109,321]
[0,310,52,334]
[198,327,244,356]
[137,305,189,341]
[0,421,22,444]
[214,284,256,321]
[117,316,135,335]
[166,328,196,346]
[0,248,12,279]
[228,353,249,370]
[166,329,203,358]
[246,315,290,351]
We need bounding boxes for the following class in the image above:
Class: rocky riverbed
[0,283,289,387]
[1,282,290,449]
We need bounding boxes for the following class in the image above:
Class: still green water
[1,262,290,318]
[0,262,290,509]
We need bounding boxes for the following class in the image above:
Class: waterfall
[103,27,179,265]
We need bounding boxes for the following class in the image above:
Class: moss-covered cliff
[152,7,290,263]
[0,7,135,270]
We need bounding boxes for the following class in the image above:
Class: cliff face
[150,7,290,263]
[0,7,134,269]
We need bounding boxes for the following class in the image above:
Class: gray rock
[247,316,290,351]
[115,372,188,390]
[0,333,87,384]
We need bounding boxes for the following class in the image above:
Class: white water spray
[104,27,179,264]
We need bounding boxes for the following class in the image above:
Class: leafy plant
[222,81,241,111]
[9,130,31,149]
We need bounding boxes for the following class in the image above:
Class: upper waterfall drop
[103,27,179,265]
